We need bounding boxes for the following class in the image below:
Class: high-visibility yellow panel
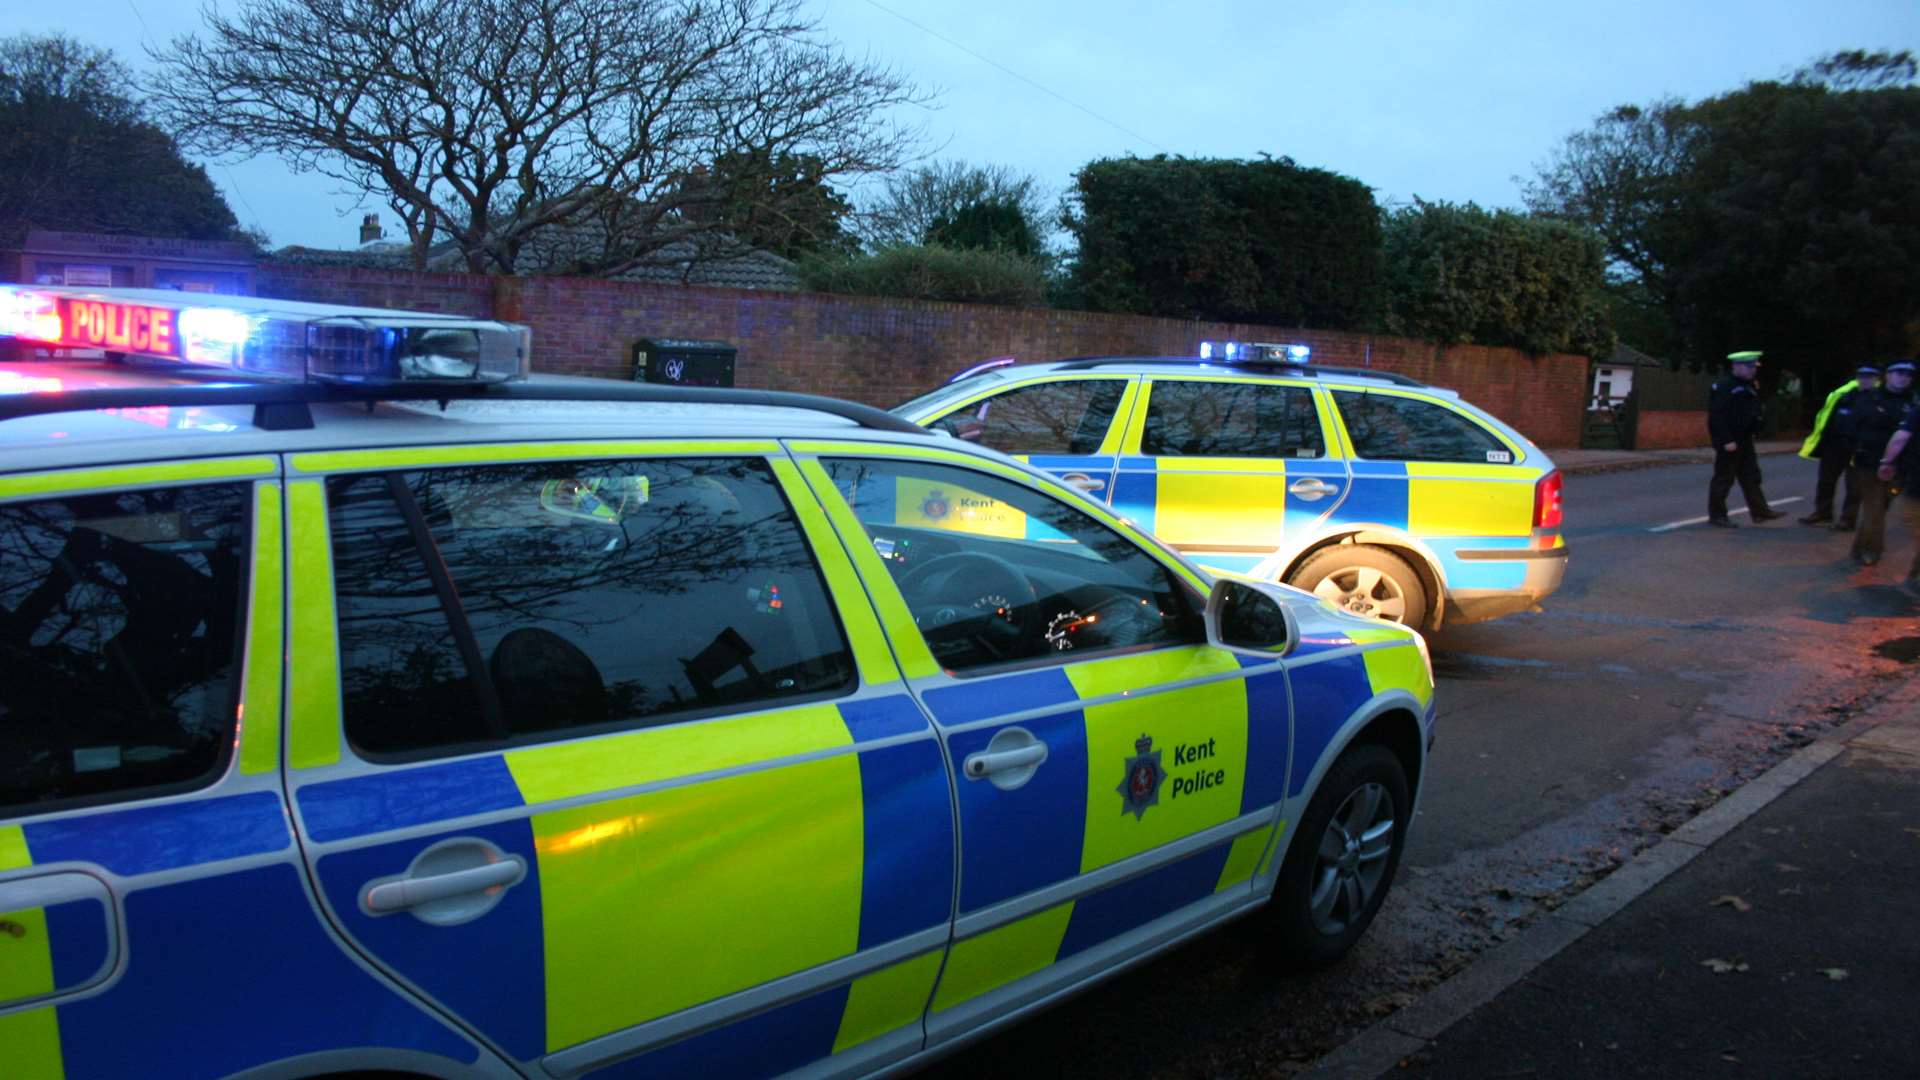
[1069,649,1248,874]
[504,702,851,806]
[833,950,944,1053]
[1363,643,1434,708]
[1153,471,1288,548]
[1214,827,1275,893]
[0,1006,62,1080]
[285,480,342,769]
[0,900,62,1080]
[930,904,1074,1013]
[0,825,30,872]
[534,753,864,1050]
[767,458,899,686]
[1406,476,1533,538]
[239,482,284,775]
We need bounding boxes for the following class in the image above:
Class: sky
[4,0,1917,250]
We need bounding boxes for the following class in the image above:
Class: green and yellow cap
[1727,350,1763,365]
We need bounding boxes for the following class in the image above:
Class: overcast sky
[5,0,1916,250]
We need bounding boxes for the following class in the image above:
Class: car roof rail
[0,379,932,435]
[1050,356,1428,388]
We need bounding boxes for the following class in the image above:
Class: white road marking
[1649,496,1804,533]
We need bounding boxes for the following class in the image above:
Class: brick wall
[1636,409,1710,450]
[255,265,1592,448]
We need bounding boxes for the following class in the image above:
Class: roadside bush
[797,244,1049,307]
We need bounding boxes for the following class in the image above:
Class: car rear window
[1332,391,1511,464]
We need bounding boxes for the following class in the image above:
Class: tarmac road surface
[925,454,1920,1079]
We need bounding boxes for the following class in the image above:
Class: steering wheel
[897,551,1041,664]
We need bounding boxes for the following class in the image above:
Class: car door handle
[364,859,525,914]
[964,743,1048,778]
[1289,478,1340,500]
[1059,472,1106,493]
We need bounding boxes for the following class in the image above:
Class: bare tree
[148,0,927,273]
[859,159,1051,251]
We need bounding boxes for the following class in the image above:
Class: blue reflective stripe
[837,694,933,741]
[46,897,109,989]
[25,791,288,876]
[856,739,955,949]
[1025,455,1116,470]
[297,755,527,842]
[948,710,1088,912]
[1109,471,1157,533]
[588,982,851,1079]
[312,818,546,1062]
[55,864,480,1076]
[1286,653,1373,797]
[1336,461,1409,531]
[1241,669,1291,814]
[1056,841,1233,959]
[922,667,1077,726]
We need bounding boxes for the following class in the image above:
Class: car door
[787,439,1293,1046]
[921,376,1136,503]
[281,441,956,1079]
[0,460,486,1079]
[1324,388,1542,592]
[1109,376,1349,577]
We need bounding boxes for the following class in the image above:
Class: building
[1,229,256,294]
[1589,344,1666,409]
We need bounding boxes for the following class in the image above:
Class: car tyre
[1265,742,1410,970]
[1288,545,1428,627]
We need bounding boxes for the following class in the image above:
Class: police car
[0,287,1436,1079]
[895,343,1569,629]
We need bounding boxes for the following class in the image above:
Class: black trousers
[1709,442,1771,520]
[1812,441,1861,522]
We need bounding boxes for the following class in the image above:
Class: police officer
[1874,390,1920,594]
[1848,359,1916,565]
[1798,363,1879,529]
[1707,350,1782,528]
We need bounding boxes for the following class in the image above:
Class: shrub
[798,244,1049,306]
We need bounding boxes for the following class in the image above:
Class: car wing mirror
[1205,578,1299,658]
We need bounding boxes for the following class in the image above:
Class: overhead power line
[857,0,1170,154]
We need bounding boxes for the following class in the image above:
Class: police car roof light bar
[0,380,932,435]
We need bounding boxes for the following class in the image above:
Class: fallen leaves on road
[1701,958,1750,973]
[1820,968,1850,981]
[1711,894,1754,913]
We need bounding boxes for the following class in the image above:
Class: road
[926,454,1920,1078]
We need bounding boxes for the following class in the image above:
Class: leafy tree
[926,196,1041,257]
[0,34,240,244]
[797,244,1048,307]
[861,160,1050,251]
[149,0,925,274]
[1525,50,1920,398]
[1380,200,1615,357]
[1061,155,1382,329]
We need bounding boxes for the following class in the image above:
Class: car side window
[328,457,855,760]
[1141,380,1325,458]
[1332,390,1510,463]
[822,457,1202,674]
[0,483,249,817]
[931,379,1127,455]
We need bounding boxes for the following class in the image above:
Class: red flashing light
[1533,469,1563,530]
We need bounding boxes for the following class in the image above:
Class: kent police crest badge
[1117,734,1166,820]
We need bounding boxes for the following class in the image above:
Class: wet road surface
[925,455,1920,1078]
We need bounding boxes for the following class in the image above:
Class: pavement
[1304,671,1920,1080]
[1553,439,1803,475]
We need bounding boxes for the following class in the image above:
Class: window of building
[329,457,856,760]
[1332,391,1510,464]
[1141,381,1325,458]
[0,484,249,816]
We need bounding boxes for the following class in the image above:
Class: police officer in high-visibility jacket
[1799,363,1880,529]
[1707,350,1783,528]
[1850,360,1917,565]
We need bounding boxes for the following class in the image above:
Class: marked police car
[895,343,1569,629]
[0,287,1436,1080]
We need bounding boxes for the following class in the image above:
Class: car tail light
[1533,469,1563,529]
